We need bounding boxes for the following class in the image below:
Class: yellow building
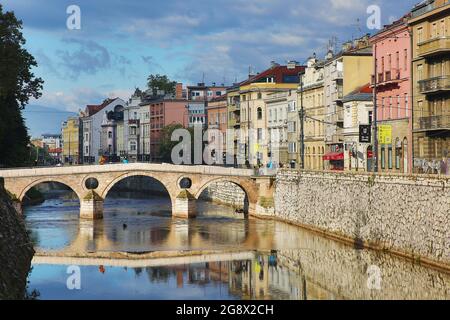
[62,117,80,164]
[409,0,450,174]
[238,61,304,168]
[299,55,326,170]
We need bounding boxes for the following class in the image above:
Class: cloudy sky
[2,0,418,112]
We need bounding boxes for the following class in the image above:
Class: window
[108,131,112,139]
[381,146,386,169]
[288,101,297,112]
[288,121,296,133]
[368,111,373,125]
[257,107,263,120]
[404,49,408,71]
[289,142,297,153]
[130,141,137,152]
[257,128,263,142]
[417,64,423,81]
[417,27,423,44]
[405,94,409,117]
[395,139,401,170]
[388,145,393,169]
[242,95,246,101]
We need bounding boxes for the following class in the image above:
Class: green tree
[147,74,177,96]
[0,4,44,167]
[159,123,184,163]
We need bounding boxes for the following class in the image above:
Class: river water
[24,190,450,300]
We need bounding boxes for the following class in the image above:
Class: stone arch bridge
[0,163,275,219]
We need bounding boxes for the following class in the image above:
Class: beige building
[265,91,293,167]
[299,56,326,170]
[238,62,304,168]
[409,0,450,174]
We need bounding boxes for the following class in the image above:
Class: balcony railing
[418,37,450,57]
[332,71,343,81]
[385,69,400,82]
[418,115,450,131]
[331,91,343,102]
[418,76,450,94]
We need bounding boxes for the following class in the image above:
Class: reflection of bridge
[32,251,256,268]
[35,216,275,254]
[1,163,274,219]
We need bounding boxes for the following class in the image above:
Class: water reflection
[24,193,450,300]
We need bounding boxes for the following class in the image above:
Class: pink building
[147,99,189,161]
[370,16,413,174]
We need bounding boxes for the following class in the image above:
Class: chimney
[175,83,183,99]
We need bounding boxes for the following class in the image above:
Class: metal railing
[418,76,450,94]
[418,115,450,130]
[418,37,450,57]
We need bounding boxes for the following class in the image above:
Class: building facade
[342,84,374,172]
[226,85,241,165]
[265,91,290,167]
[409,0,450,174]
[238,61,304,167]
[80,98,126,164]
[371,16,413,174]
[299,55,325,170]
[323,36,373,170]
[61,117,80,165]
[206,95,228,163]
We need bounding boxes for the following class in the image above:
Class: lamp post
[299,71,305,170]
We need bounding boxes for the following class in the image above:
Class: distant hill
[23,105,77,138]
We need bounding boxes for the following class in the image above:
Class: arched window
[395,138,401,170]
[403,138,408,174]
[257,107,263,120]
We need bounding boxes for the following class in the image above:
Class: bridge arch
[101,172,177,203]
[194,177,258,208]
[19,178,83,203]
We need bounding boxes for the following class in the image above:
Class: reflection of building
[409,0,450,174]
[61,117,80,165]
[342,84,374,172]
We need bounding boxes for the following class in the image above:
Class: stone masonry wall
[200,181,247,209]
[0,178,35,300]
[274,170,450,267]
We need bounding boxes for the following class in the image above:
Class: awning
[323,152,344,161]
[367,150,374,159]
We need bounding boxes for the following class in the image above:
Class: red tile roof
[240,65,305,86]
[85,98,118,116]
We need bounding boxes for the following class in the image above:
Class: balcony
[417,115,450,131]
[332,71,343,81]
[331,91,344,102]
[385,69,400,82]
[128,119,140,126]
[418,76,450,94]
[418,37,450,58]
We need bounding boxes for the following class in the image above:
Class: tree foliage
[0,5,44,167]
[147,74,177,96]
